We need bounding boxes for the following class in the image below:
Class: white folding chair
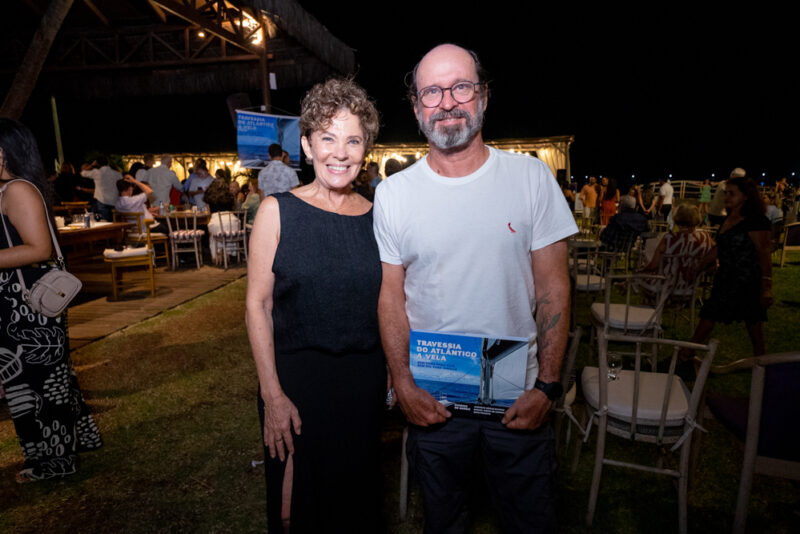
[583,332,718,534]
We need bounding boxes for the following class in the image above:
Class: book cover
[409,330,529,420]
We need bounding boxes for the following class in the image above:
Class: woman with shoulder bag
[0,119,102,483]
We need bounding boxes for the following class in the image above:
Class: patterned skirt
[0,265,102,480]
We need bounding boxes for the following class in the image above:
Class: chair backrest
[209,211,242,235]
[598,331,718,443]
[639,234,665,267]
[649,220,670,233]
[113,210,145,234]
[601,273,670,335]
[658,251,703,298]
[782,222,800,247]
[714,352,800,462]
[165,212,198,233]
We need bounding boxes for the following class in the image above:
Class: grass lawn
[1,253,799,533]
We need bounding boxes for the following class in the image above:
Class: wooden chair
[113,210,170,269]
[705,352,800,534]
[59,200,90,218]
[583,332,718,533]
[165,211,205,269]
[208,210,248,269]
[103,226,156,300]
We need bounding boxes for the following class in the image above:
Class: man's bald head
[408,44,487,103]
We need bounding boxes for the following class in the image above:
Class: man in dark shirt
[600,194,649,251]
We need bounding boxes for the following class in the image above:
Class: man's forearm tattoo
[535,291,561,352]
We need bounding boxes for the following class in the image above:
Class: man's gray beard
[417,101,484,151]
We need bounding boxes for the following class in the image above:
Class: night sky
[16,4,800,186]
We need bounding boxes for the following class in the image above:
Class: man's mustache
[430,109,471,122]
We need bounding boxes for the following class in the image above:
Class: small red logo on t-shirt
[508,222,516,233]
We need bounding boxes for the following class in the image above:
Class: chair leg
[110,264,119,301]
[148,261,156,297]
[163,242,170,270]
[678,434,692,534]
[586,413,607,527]
[570,404,588,474]
[399,427,409,520]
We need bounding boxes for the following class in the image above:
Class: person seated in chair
[115,175,168,235]
[639,203,715,297]
[599,194,649,252]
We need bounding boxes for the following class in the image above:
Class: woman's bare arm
[0,181,52,269]
[245,197,301,461]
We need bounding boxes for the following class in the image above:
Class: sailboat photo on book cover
[409,330,529,418]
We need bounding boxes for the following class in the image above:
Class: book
[409,330,529,420]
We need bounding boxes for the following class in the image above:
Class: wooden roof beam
[82,0,111,27]
[151,0,262,56]
[147,0,168,23]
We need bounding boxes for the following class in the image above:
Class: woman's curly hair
[299,78,379,153]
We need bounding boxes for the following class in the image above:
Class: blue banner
[236,110,301,169]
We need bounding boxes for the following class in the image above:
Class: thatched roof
[0,0,354,99]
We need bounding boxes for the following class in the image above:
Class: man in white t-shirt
[374,44,577,533]
[657,177,674,221]
[80,155,121,221]
[142,154,182,205]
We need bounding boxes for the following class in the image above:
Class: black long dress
[257,192,386,533]
[0,214,102,480]
[700,214,771,324]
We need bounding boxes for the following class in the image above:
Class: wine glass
[607,353,622,381]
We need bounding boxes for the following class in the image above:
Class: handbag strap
[0,179,66,297]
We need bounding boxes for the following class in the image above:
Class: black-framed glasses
[416,81,485,108]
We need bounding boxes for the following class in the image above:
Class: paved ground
[65,256,246,349]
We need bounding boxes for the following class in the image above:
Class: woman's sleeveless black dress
[258,193,386,532]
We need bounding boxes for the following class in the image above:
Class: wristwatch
[534,378,563,401]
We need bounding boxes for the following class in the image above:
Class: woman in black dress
[246,79,384,533]
[683,176,773,357]
[0,119,102,483]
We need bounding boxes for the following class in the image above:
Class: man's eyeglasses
[416,81,485,108]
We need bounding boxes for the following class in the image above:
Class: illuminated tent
[368,135,575,181]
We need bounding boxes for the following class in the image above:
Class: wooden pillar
[259,51,271,113]
[566,139,572,184]
[50,95,64,168]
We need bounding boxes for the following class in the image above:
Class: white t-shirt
[373,147,577,388]
[116,193,158,228]
[81,165,121,206]
[143,166,182,205]
[659,181,674,205]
